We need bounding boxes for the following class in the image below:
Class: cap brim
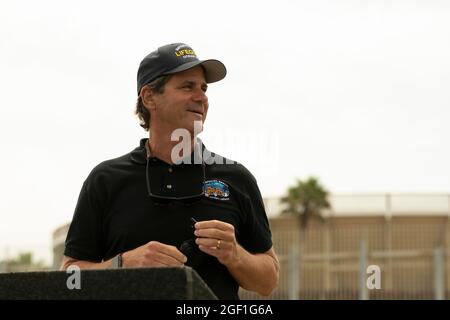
[165,59,226,83]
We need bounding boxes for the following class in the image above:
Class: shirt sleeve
[63,173,105,262]
[237,168,273,254]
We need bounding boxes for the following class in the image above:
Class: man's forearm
[225,246,279,296]
[60,256,113,270]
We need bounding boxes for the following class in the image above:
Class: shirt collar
[130,138,210,165]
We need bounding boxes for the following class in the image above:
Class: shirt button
[166,185,172,189]
[168,167,173,173]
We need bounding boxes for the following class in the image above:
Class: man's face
[149,66,209,134]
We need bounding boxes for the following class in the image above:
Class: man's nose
[192,88,208,103]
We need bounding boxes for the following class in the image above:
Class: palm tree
[280,177,331,299]
[281,177,331,229]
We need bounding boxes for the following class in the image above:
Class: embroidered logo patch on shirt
[203,180,230,200]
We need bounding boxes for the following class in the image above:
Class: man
[61,43,279,299]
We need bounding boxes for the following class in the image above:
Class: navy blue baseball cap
[137,43,227,95]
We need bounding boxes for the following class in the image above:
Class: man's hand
[194,220,239,266]
[122,241,187,267]
[193,219,279,296]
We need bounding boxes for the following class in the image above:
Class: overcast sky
[1,0,449,264]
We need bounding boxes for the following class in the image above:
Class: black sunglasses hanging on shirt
[145,156,206,205]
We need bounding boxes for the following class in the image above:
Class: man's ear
[140,86,156,112]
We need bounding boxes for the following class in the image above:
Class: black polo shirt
[64,138,273,300]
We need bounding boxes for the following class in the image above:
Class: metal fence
[239,216,450,300]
